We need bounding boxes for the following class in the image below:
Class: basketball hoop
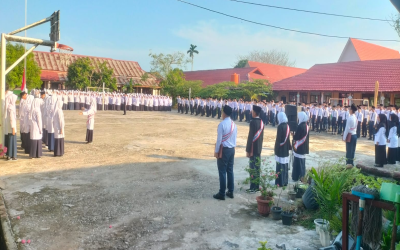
[55,43,73,66]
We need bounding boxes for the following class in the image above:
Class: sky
[1,0,399,72]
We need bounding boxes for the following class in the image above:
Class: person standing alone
[213,106,237,200]
[245,105,264,193]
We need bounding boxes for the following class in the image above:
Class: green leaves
[149,52,190,80]
[66,58,117,91]
[3,43,41,90]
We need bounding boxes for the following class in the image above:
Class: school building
[33,51,160,94]
[272,38,400,107]
[184,61,307,87]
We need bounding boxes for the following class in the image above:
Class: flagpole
[23,0,27,92]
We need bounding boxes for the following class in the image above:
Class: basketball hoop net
[56,43,73,66]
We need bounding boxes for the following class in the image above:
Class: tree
[3,43,42,90]
[92,62,117,90]
[391,14,400,38]
[161,68,186,100]
[66,57,93,90]
[234,59,248,68]
[235,49,296,67]
[187,44,199,71]
[149,52,190,80]
[239,79,273,101]
[66,57,117,90]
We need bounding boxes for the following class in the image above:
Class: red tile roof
[247,61,307,83]
[350,38,400,61]
[273,59,400,92]
[33,51,159,87]
[184,67,259,87]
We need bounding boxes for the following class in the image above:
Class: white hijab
[5,93,17,119]
[298,111,309,125]
[277,112,288,125]
[30,98,43,120]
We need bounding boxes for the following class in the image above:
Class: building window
[301,92,307,103]
[289,92,297,102]
[310,95,319,103]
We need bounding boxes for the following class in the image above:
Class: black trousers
[338,117,343,134]
[356,121,361,138]
[362,119,367,137]
[331,117,337,133]
[190,105,193,114]
[185,105,189,114]
[368,121,375,139]
[217,107,221,119]
[312,115,316,130]
[316,117,321,131]
[249,155,261,190]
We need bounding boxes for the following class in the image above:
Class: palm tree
[187,44,199,71]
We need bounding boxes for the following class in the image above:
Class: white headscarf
[4,93,17,119]
[89,97,97,113]
[30,98,43,120]
[24,95,34,113]
[297,111,309,125]
[277,112,288,125]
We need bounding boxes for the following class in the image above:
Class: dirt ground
[0,109,383,250]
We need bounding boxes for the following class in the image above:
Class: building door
[281,96,286,103]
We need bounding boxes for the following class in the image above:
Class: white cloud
[174,20,346,70]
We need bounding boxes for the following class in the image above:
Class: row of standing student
[212,104,310,200]
[176,97,286,127]
[52,91,173,112]
[305,103,400,167]
[3,90,65,161]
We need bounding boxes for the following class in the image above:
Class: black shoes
[226,192,234,199]
[213,193,225,200]
[374,164,383,168]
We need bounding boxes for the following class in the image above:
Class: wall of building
[338,42,360,63]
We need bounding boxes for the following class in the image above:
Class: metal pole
[102,82,105,111]
[4,34,55,47]
[24,0,27,92]
[5,44,37,75]
[0,34,6,145]
[8,16,52,36]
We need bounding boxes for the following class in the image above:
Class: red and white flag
[21,68,26,92]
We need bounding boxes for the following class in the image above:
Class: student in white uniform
[374,114,387,168]
[29,98,43,159]
[213,105,237,200]
[387,114,399,164]
[80,98,97,144]
[53,99,65,156]
[343,104,358,167]
[47,94,58,152]
[22,95,34,154]
[4,89,18,160]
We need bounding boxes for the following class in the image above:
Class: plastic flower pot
[288,191,296,200]
[319,228,331,247]
[256,196,273,217]
[271,206,282,220]
[314,219,329,234]
[295,187,306,198]
[281,212,293,225]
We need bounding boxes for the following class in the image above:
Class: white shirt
[215,117,237,153]
[374,126,387,145]
[343,114,357,140]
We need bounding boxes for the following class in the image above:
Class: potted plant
[0,144,7,159]
[281,200,295,226]
[271,185,285,220]
[288,184,296,200]
[294,182,307,198]
[245,158,278,217]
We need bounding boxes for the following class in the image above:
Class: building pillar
[296,92,300,105]
[307,92,310,104]
[321,92,324,104]
[390,92,395,105]
[141,88,143,94]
